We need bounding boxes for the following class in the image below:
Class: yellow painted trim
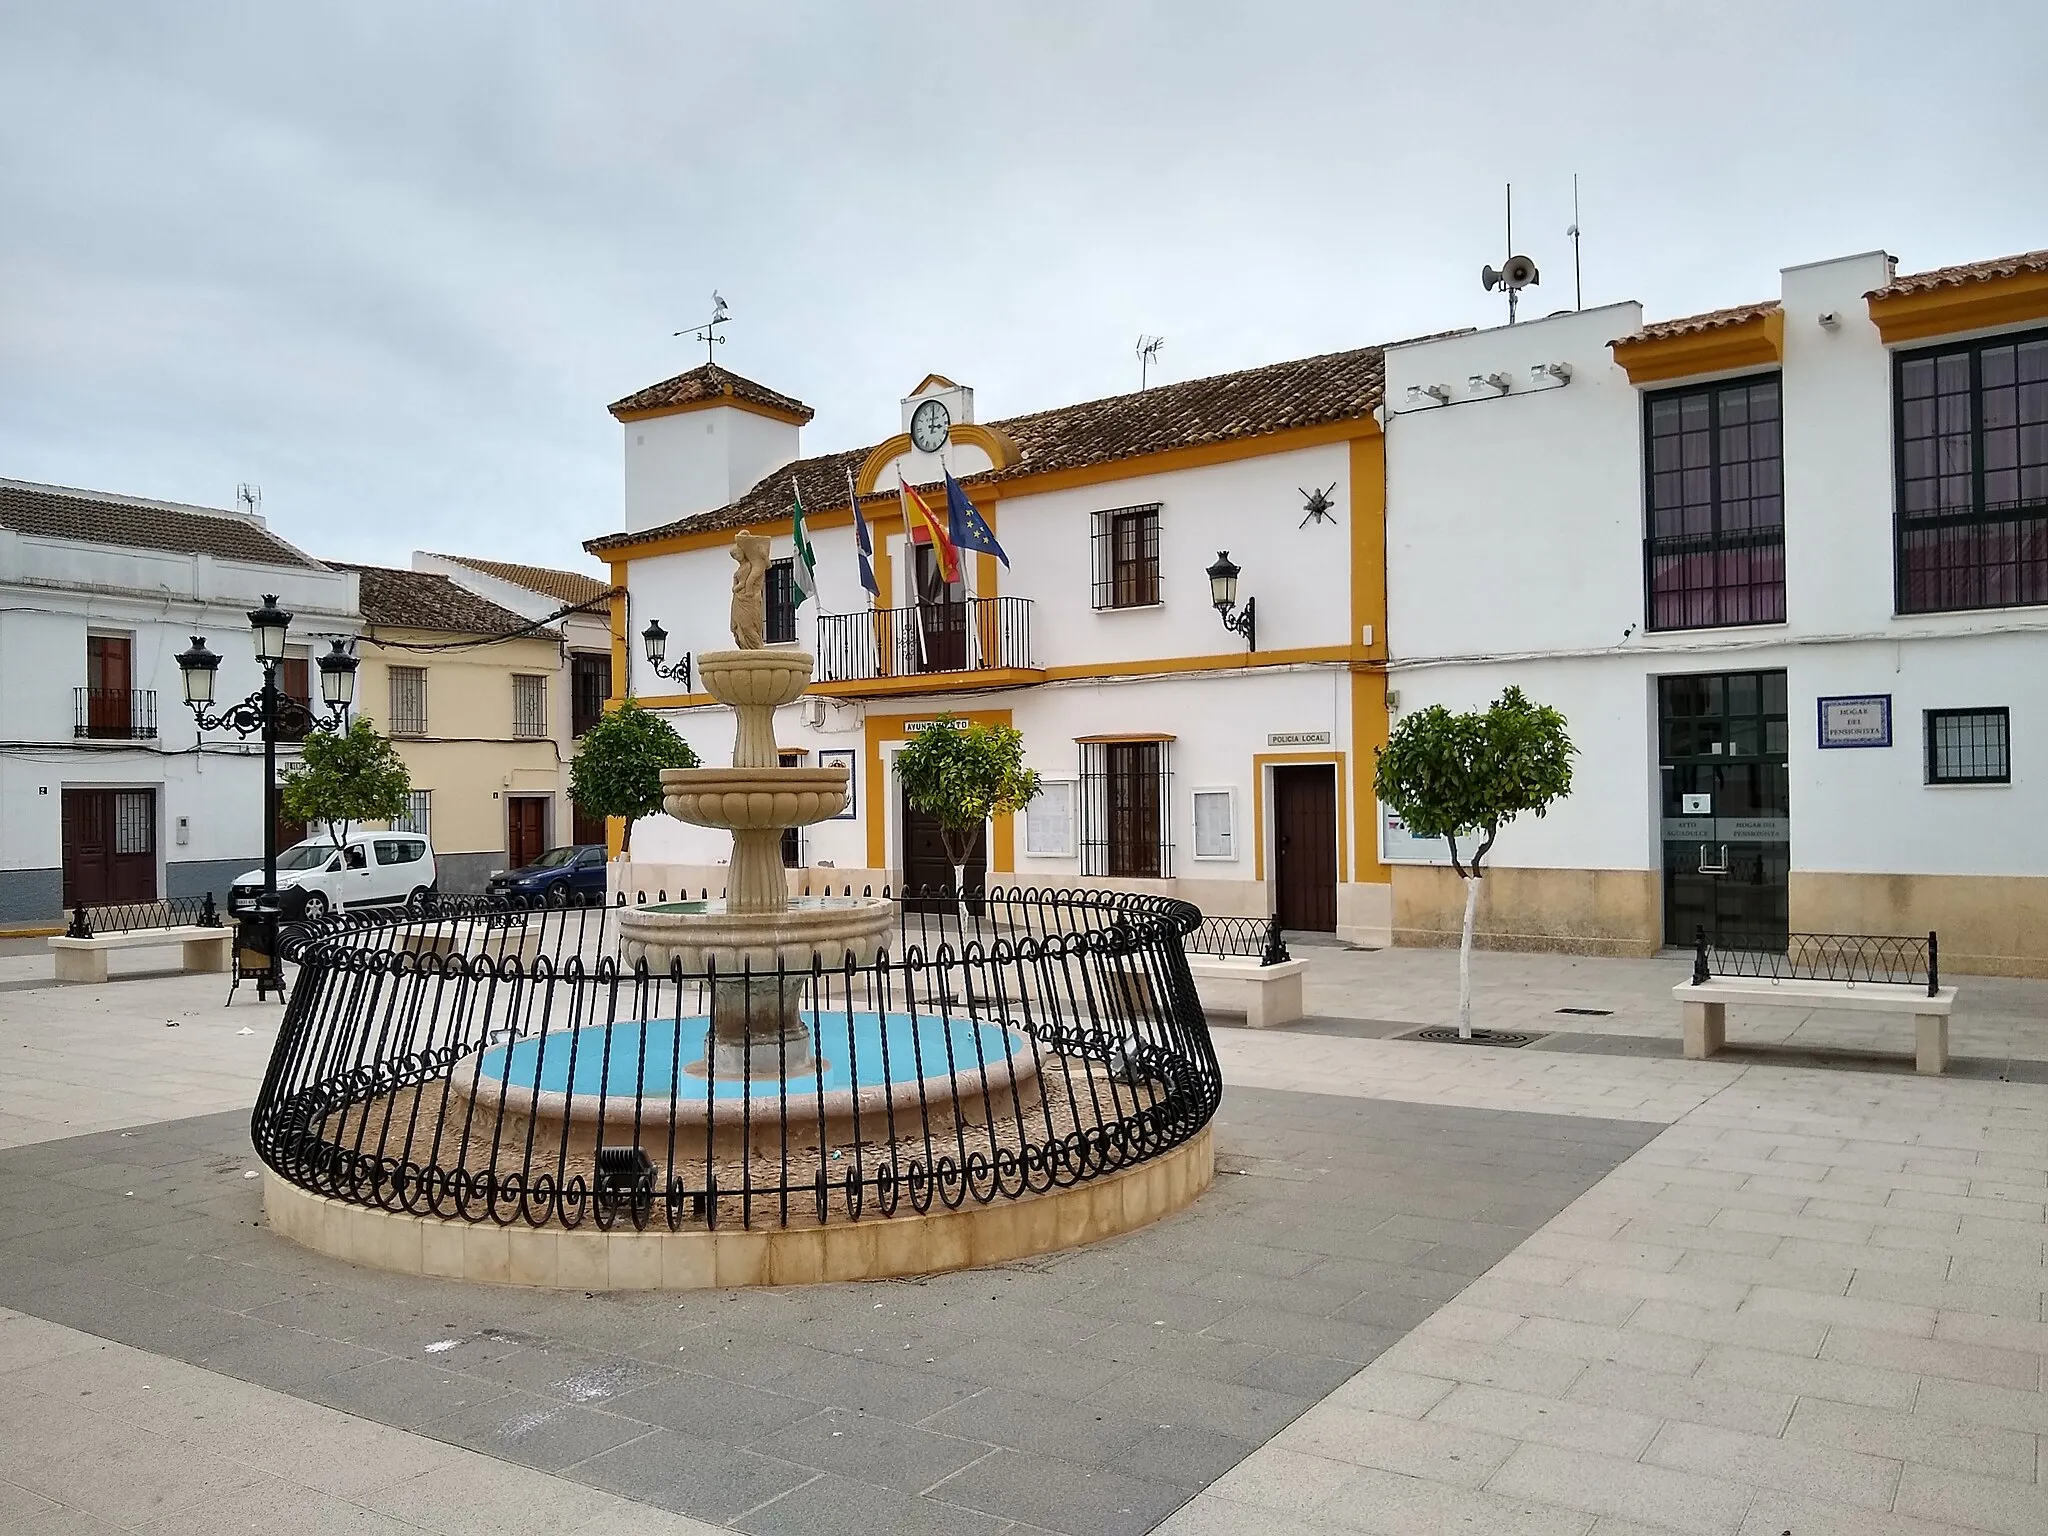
[1074,733,1178,743]
[1346,432,1391,887]
[1867,269,2048,344]
[1250,752,1348,885]
[0,925,63,939]
[635,691,717,710]
[862,707,1017,874]
[1046,643,1360,681]
[908,373,958,394]
[611,394,812,428]
[811,668,1046,701]
[855,424,1022,495]
[1350,669,1389,886]
[1611,309,1784,385]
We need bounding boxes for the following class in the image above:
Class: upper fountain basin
[697,649,816,709]
[660,766,850,830]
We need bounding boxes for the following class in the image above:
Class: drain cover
[1406,1026,1541,1048]
[1555,1007,1614,1017]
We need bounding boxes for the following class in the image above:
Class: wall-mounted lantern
[1206,551,1256,652]
[640,619,693,690]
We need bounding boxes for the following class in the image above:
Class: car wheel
[406,886,434,916]
[300,892,331,920]
[546,882,568,907]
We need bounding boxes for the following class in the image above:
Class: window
[374,838,425,865]
[766,558,797,643]
[570,652,611,736]
[113,790,153,855]
[513,674,548,739]
[1091,504,1161,609]
[1644,376,1785,630]
[1025,780,1076,857]
[276,650,312,743]
[1079,739,1173,877]
[1895,329,2048,613]
[1925,708,2010,785]
[779,750,804,866]
[344,844,368,870]
[1191,788,1235,860]
[389,667,428,737]
[394,790,431,836]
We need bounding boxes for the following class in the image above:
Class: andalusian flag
[898,472,960,584]
[790,476,818,607]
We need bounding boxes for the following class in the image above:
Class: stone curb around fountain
[260,1126,1213,1289]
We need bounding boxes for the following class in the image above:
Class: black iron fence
[73,687,157,740]
[253,886,1217,1233]
[1691,926,1938,995]
[1185,913,1291,965]
[814,596,1034,684]
[64,892,223,938]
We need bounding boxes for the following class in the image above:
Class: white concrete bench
[50,925,234,984]
[1673,977,1958,1074]
[1188,956,1309,1029]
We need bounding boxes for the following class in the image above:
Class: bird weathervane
[675,290,731,366]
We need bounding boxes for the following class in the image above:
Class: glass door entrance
[1658,670,1789,949]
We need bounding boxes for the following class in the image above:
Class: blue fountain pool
[473,1012,1027,1100]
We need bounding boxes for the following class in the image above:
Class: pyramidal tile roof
[608,363,814,423]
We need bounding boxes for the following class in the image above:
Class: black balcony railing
[73,688,157,740]
[815,596,1034,685]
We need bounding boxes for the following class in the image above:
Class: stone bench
[1188,956,1309,1029]
[49,926,234,984]
[1673,977,1958,1074]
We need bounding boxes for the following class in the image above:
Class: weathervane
[675,290,730,366]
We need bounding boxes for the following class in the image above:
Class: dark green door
[1658,670,1790,949]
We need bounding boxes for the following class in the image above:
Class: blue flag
[845,465,879,598]
[944,470,1009,568]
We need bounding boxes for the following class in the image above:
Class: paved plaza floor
[1,938,2044,1534]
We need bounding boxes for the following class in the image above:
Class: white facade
[1382,249,2048,975]
[0,486,361,924]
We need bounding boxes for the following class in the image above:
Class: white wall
[622,406,801,534]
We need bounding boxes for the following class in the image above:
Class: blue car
[486,845,609,904]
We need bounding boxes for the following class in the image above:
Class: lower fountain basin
[615,894,895,974]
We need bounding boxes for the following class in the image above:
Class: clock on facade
[909,398,951,453]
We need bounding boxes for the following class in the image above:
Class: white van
[228,831,436,919]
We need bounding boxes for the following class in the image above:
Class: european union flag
[944,470,1009,568]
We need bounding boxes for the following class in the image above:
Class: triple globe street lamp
[175,595,359,1000]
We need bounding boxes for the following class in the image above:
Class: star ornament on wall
[1299,483,1338,527]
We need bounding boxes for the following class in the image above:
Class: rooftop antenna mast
[674,290,730,366]
[1567,173,1583,311]
[1136,334,1165,389]
[1480,182,1541,325]
[235,483,261,519]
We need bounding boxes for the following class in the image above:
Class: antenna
[674,290,731,366]
[1136,334,1166,389]
[1479,182,1541,324]
[1567,173,1583,311]
[235,483,262,519]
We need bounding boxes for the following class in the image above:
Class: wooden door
[913,542,966,672]
[900,779,985,912]
[571,803,608,848]
[85,635,133,737]
[1272,765,1336,932]
[507,796,549,870]
[61,788,157,908]
[1106,741,1162,878]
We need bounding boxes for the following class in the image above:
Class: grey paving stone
[1082,1368,1313,1445]
[762,1345,986,1424]
[920,1385,1158,1467]
[928,1446,1190,1536]
[747,1405,994,1494]
[416,1391,655,1474]
[605,1369,818,1440]
[566,1425,816,1524]
[738,1470,1024,1536]
[299,1355,517,1429]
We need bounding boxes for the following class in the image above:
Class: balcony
[814,597,1041,695]
[74,688,157,740]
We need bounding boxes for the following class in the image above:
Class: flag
[943,470,1009,568]
[846,465,878,599]
[898,472,960,584]
[790,476,817,607]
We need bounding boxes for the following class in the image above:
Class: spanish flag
[898,471,961,584]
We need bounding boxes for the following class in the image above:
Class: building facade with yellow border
[586,357,1398,943]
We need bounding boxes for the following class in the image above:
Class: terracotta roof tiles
[425,553,615,609]
[0,480,324,569]
[1868,248,2048,298]
[331,562,558,640]
[1612,301,1781,347]
[608,363,814,423]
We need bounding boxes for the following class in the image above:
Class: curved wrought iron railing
[1691,926,1939,995]
[252,886,1218,1233]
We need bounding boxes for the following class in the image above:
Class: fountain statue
[615,533,897,1080]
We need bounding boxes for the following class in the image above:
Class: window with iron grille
[394,790,431,836]
[1078,739,1173,877]
[570,652,611,736]
[1644,375,1785,630]
[1894,328,2048,613]
[113,790,153,855]
[1925,708,2010,785]
[1091,504,1161,609]
[512,674,548,739]
[766,558,797,643]
[389,667,428,736]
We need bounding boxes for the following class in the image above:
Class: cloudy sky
[3,2,2043,574]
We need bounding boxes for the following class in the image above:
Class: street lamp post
[176,597,357,1000]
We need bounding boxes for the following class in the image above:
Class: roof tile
[1612,300,1781,346]
[426,553,615,609]
[0,480,323,568]
[608,363,815,423]
[1868,247,2048,298]
[331,562,557,639]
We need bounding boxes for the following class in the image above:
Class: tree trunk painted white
[951,859,969,922]
[1457,874,1479,1039]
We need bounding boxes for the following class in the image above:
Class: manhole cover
[1555,1007,1613,1017]
[1404,1026,1542,1048]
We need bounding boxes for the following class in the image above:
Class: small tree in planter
[279,716,412,909]
[894,715,1039,907]
[1373,686,1575,1040]
[567,699,700,856]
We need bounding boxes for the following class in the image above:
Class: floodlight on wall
[1529,361,1574,385]
[1470,372,1512,395]
[1420,383,1452,404]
